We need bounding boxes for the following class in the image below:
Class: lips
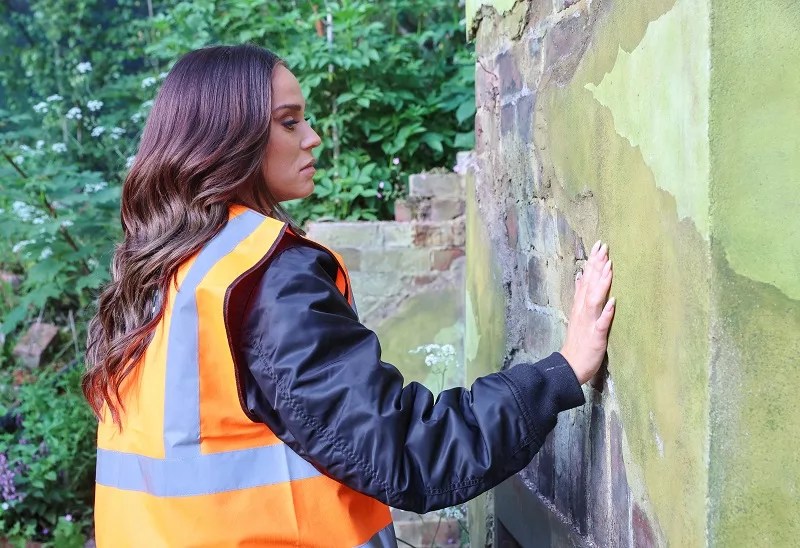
[300,159,316,172]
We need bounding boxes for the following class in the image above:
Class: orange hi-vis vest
[95,205,395,547]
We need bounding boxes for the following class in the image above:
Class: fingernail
[607,297,616,308]
[575,270,583,281]
[591,240,602,254]
[603,259,612,275]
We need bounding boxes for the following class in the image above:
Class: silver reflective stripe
[96,443,321,497]
[162,210,264,457]
[355,524,397,548]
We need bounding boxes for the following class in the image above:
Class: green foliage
[0,366,96,544]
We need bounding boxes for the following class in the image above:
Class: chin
[278,181,315,203]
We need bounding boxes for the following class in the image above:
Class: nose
[302,124,322,150]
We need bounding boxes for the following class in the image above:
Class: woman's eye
[283,119,300,129]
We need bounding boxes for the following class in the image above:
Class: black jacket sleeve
[237,242,585,513]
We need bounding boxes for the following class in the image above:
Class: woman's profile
[84,44,614,547]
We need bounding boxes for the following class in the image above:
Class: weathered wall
[307,171,466,392]
[466,0,799,546]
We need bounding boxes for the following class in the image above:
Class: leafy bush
[0,365,96,545]
[0,0,474,334]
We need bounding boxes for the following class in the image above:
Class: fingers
[595,296,616,334]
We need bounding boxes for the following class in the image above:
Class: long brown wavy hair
[84,44,297,424]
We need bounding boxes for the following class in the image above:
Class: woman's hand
[560,240,615,384]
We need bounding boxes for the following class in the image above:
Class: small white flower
[32,216,46,225]
[83,180,108,193]
[52,142,67,153]
[91,126,105,137]
[392,157,400,165]
[87,99,103,112]
[12,201,34,221]
[1,502,9,510]
[141,76,157,88]
[19,144,32,153]
[110,127,125,139]
[158,72,168,80]
[76,61,92,74]
[36,140,45,150]
[88,258,99,269]
[33,101,48,114]
[46,94,63,102]
[12,155,24,164]
[125,155,136,169]
[39,247,52,260]
[66,107,82,120]
[130,112,143,123]
[12,240,33,254]
[60,219,74,228]
[142,99,154,109]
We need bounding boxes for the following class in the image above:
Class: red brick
[431,248,465,271]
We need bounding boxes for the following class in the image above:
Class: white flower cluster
[76,61,92,74]
[33,101,48,114]
[11,201,47,225]
[39,247,53,260]
[46,94,63,102]
[12,240,33,254]
[409,343,458,368]
[87,99,103,111]
[83,181,108,193]
[51,143,67,153]
[141,76,156,88]
[91,126,105,137]
[125,155,136,169]
[66,107,82,120]
[110,127,125,139]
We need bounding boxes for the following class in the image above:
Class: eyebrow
[272,103,304,113]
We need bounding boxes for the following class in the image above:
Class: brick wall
[307,168,467,392]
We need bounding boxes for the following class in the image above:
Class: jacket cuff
[501,352,586,441]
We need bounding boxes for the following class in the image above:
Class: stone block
[393,199,412,222]
[497,49,523,100]
[588,404,612,541]
[392,513,461,547]
[306,222,381,249]
[500,92,534,141]
[610,411,632,547]
[431,248,465,271]
[537,430,556,501]
[523,309,563,362]
[413,219,466,248]
[633,503,657,548]
[349,272,407,301]
[408,173,464,199]
[428,197,465,221]
[361,248,431,274]
[381,222,414,248]
[13,322,59,368]
[505,206,519,248]
[527,255,549,306]
[335,247,361,271]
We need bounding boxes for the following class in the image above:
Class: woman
[84,44,615,547]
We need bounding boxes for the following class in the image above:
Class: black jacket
[234,236,585,513]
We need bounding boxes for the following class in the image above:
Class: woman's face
[262,65,322,202]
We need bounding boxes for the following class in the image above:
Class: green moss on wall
[538,0,711,544]
[375,289,464,391]
[708,1,800,544]
[466,0,519,34]
[464,171,508,547]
